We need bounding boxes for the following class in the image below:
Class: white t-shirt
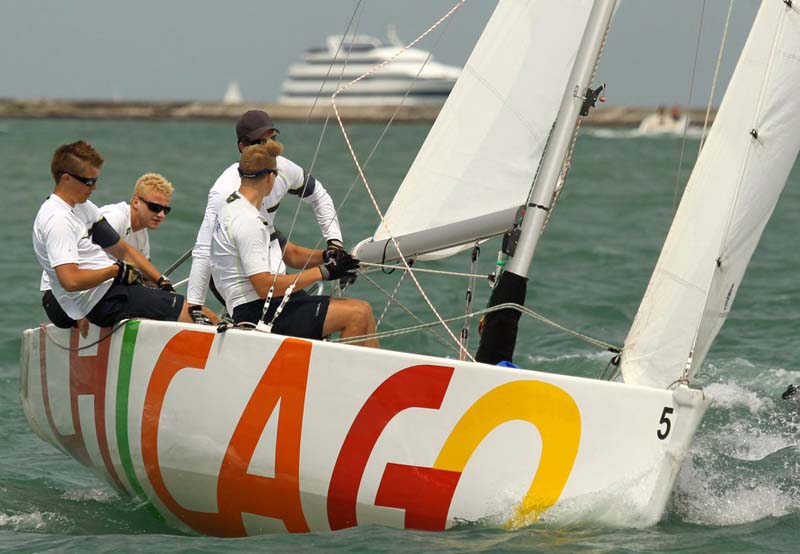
[32,195,114,319]
[100,201,150,258]
[39,201,149,291]
[210,192,286,312]
[187,156,341,306]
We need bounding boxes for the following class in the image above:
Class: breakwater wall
[0,99,715,127]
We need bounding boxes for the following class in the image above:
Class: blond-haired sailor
[34,140,195,328]
[210,141,377,347]
[187,109,346,322]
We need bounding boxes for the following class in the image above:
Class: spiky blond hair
[133,173,174,199]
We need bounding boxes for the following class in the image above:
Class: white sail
[223,80,243,105]
[622,2,800,389]
[355,0,596,263]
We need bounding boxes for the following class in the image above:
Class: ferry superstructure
[279,35,461,106]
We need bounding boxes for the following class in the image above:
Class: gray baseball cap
[235,110,278,142]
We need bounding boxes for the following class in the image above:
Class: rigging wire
[672,0,708,214]
[264,2,462,338]
[331,1,472,361]
[262,3,367,311]
[698,0,735,154]
[358,270,462,355]
[332,301,621,355]
[542,1,613,232]
[374,267,408,331]
[360,261,488,280]
[682,1,789,385]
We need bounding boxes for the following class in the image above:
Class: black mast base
[475,271,528,365]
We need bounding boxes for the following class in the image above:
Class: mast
[476,0,617,365]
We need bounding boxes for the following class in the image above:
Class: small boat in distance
[279,32,461,106]
[223,80,243,105]
[638,105,690,135]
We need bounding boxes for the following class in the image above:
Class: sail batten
[354,0,596,262]
[621,3,800,389]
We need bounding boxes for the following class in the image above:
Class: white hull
[279,41,460,106]
[20,320,709,535]
[637,114,690,135]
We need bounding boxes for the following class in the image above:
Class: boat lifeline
[20,0,800,535]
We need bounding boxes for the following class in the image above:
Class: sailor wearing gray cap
[186,110,345,320]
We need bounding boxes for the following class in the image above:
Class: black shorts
[233,290,330,340]
[87,283,184,328]
[42,290,77,329]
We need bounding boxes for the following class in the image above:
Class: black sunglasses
[250,131,280,145]
[66,172,98,186]
[137,196,172,215]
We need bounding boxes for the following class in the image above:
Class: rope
[360,261,488,280]
[374,267,408,330]
[358,270,461,355]
[331,1,472,361]
[332,302,621,354]
[672,0,708,213]
[256,2,369,324]
[40,321,126,352]
[304,0,365,121]
[698,0,735,154]
[259,2,459,325]
[543,2,613,233]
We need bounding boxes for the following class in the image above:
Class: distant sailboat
[223,80,243,105]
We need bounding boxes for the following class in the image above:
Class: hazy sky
[0,1,759,107]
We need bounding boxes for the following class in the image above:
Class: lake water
[0,118,797,553]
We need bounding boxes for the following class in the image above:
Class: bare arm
[248,267,323,298]
[282,241,324,270]
[105,240,163,282]
[54,263,117,292]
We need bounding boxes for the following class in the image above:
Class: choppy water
[1,119,798,552]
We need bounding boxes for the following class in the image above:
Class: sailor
[40,172,217,328]
[34,140,195,328]
[187,109,346,322]
[210,141,378,347]
[99,172,173,262]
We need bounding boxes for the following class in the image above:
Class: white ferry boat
[279,33,461,106]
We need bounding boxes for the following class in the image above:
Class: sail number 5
[657,407,674,440]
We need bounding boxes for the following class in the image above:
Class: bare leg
[322,298,379,348]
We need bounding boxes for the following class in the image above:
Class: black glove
[338,272,358,290]
[323,239,346,264]
[319,253,359,281]
[156,274,175,292]
[113,261,143,286]
[188,305,213,325]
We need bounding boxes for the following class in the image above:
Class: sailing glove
[113,261,143,286]
[188,305,214,325]
[156,275,175,292]
[319,253,360,281]
[323,239,347,264]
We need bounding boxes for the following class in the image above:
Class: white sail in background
[223,80,243,105]
[356,0,595,263]
[622,2,800,389]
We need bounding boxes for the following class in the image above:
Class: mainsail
[354,0,596,263]
[621,1,800,389]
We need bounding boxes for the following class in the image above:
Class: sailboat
[19,0,800,535]
[223,80,243,105]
